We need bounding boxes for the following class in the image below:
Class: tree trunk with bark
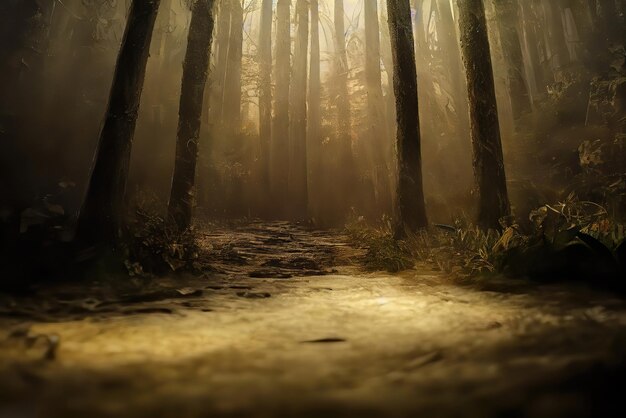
[456,0,510,230]
[288,0,310,218]
[493,0,532,124]
[168,0,215,230]
[386,0,428,236]
[271,0,291,212]
[77,0,161,245]
[258,0,273,197]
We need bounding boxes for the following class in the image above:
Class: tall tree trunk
[288,0,310,218]
[456,0,510,230]
[493,0,532,124]
[380,0,397,166]
[365,0,391,212]
[210,0,231,124]
[168,0,215,230]
[258,0,273,197]
[386,0,428,236]
[334,0,353,171]
[308,0,322,204]
[271,0,291,212]
[77,0,161,245]
[223,0,243,130]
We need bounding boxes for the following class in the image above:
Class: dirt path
[1,221,626,418]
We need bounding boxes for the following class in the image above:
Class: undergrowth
[124,192,201,276]
[346,197,626,291]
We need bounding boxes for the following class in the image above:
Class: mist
[1,0,622,231]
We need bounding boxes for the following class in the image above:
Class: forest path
[1,221,626,417]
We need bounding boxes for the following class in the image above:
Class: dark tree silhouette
[77,0,161,245]
[386,0,428,237]
[457,0,510,230]
[168,0,215,230]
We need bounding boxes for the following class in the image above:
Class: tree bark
[456,0,510,230]
[386,0,428,236]
[288,0,310,218]
[271,0,291,211]
[77,0,161,245]
[168,0,215,230]
[258,0,273,196]
[223,0,243,130]
[493,0,532,123]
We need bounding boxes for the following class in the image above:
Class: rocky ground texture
[1,221,625,418]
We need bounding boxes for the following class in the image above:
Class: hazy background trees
[1,0,624,236]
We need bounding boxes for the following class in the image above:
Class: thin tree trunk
[308,0,322,203]
[386,0,428,236]
[365,0,391,212]
[77,0,161,245]
[210,0,231,124]
[288,0,309,218]
[223,0,243,130]
[271,0,291,211]
[456,0,510,230]
[258,0,273,196]
[380,0,397,166]
[168,0,215,230]
[334,0,353,170]
[493,0,532,124]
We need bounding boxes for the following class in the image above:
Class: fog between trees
[1,0,624,238]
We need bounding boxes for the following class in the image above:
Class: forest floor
[1,221,626,418]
